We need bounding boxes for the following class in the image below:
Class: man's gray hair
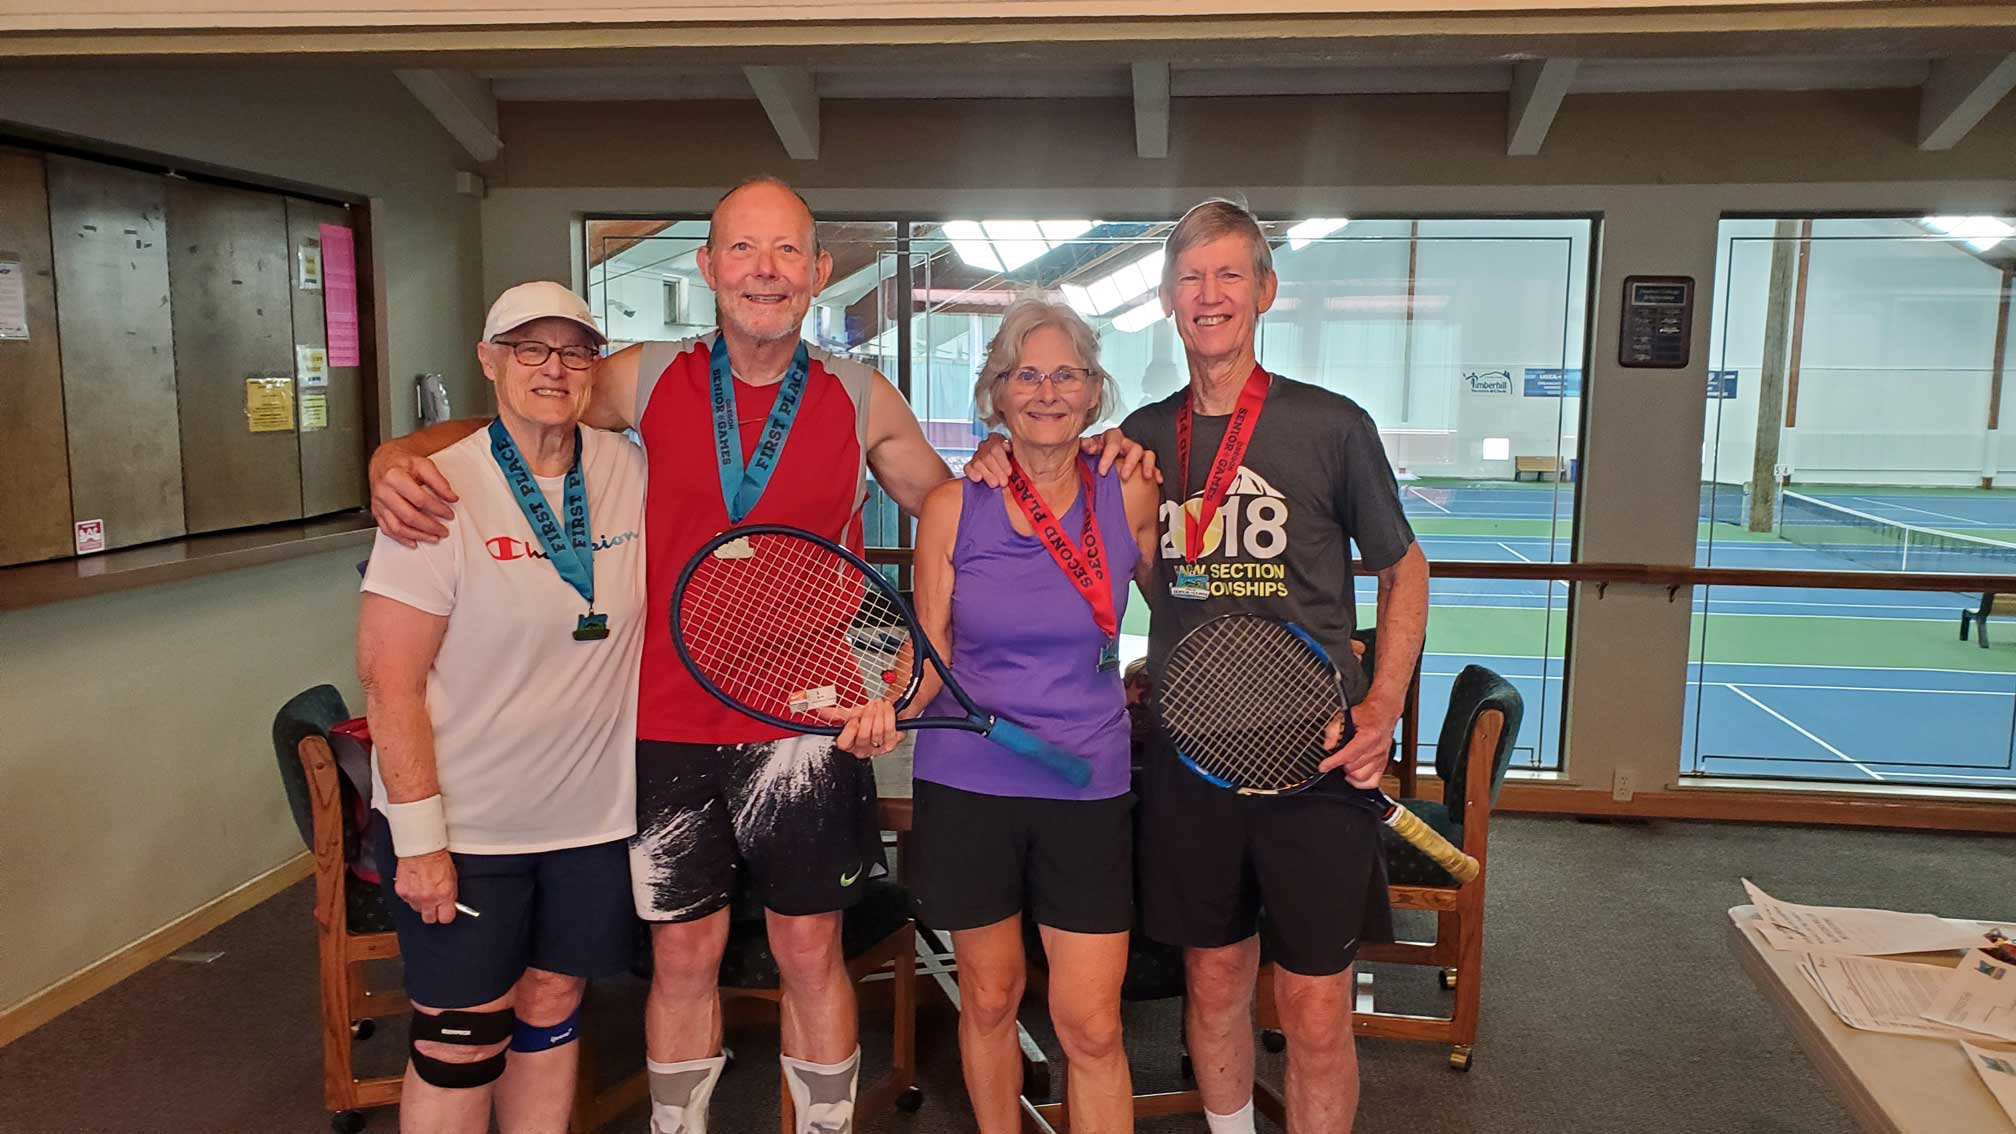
[973,297,1117,430]
[1160,197,1273,292]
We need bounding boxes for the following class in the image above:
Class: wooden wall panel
[167,179,302,533]
[46,155,185,551]
[0,149,74,566]
[284,199,366,517]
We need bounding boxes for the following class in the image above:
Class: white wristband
[382,795,449,856]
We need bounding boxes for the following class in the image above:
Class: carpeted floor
[3,814,2008,1133]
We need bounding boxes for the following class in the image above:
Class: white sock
[1205,1098,1257,1134]
[647,1053,726,1134]
[780,1046,860,1134]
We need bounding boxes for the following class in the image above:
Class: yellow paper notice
[247,378,295,433]
[300,391,328,432]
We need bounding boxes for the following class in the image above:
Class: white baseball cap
[482,281,606,345]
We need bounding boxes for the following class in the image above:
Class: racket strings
[1156,615,1339,791]
[678,534,915,728]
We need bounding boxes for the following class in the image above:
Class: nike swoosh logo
[839,865,863,887]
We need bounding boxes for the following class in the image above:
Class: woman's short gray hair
[972,298,1117,430]
[1160,197,1274,293]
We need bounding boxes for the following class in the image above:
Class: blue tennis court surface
[1383,480,2016,789]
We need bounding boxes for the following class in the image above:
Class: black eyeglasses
[1004,366,1093,391]
[494,340,597,371]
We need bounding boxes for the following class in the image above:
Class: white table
[1726,904,2016,1134]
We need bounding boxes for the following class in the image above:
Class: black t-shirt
[1122,375,1417,703]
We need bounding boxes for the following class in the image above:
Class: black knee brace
[409,1007,514,1089]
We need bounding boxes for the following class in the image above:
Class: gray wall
[0,66,484,1012]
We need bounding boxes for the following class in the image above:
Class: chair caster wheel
[1180,1052,1193,1080]
[1449,1046,1473,1072]
[1438,968,1458,990]
[1261,1029,1286,1054]
[350,1018,376,1041]
[331,1110,367,1133]
[895,1086,924,1112]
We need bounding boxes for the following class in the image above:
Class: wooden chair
[273,686,406,1134]
[278,688,653,1134]
[1348,665,1523,1070]
[1958,592,2016,648]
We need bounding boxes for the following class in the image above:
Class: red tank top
[634,334,871,743]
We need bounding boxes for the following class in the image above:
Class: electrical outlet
[1612,770,1636,802]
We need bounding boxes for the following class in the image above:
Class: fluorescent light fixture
[943,220,1003,272]
[1074,250,1164,316]
[942,219,1101,275]
[1060,283,1099,318]
[1921,215,2014,253]
[1111,297,1166,334]
[1285,217,1350,251]
[982,219,1048,272]
[1481,437,1511,462]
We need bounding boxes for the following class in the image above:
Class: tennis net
[1777,491,2016,574]
[1700,480,1748,526]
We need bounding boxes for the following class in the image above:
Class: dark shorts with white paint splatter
[629,735,886,922]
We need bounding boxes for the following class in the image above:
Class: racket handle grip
[985,718,1093,788]
[1386,805,1482,885]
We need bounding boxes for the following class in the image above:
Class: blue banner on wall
[1520,368,1739,398]
[1523,367,1582,397]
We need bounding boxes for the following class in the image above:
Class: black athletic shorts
[1137,742,1394,976]
[370,812,634,1009]
[629,736,885,922]
[907,780,1134,935]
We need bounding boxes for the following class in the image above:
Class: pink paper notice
[320,223,361,367]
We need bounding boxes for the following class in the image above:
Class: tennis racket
[671,524,1092,788]
[1154,612,1480,884]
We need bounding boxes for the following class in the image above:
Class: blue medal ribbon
[487,418,596,616]
[709,333,811,523]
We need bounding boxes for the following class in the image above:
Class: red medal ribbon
[1176,364,1271,562]
[1006,454,1117,638]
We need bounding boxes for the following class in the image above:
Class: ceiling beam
[1917,53,2016,151]
[393,68,501,163]
[1132,61,1170,159]
[1507,57,1578,156]
[744,65,820,159]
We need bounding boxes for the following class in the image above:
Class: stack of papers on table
[1741,880,2016,1126]
[1741,879,2003,955]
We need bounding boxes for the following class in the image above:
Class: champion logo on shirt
[485,531,639,561]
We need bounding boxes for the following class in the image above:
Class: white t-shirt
[362,427,647,854]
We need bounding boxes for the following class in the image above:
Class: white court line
[1495,541,1533,563]
[1688,760,2016,785]
[1695,598,1950,611]
[1406,486,1453,514]
[1722,685,1887,781]
[1428,647,2016,681]
[1850,497,1986,527]
[1375,587,1962,618]
[1700,681,2015,697]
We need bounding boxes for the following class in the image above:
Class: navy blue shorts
[370,812,637,1009]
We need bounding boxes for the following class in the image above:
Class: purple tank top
[912,466,1139,800]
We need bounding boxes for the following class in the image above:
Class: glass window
[1692,217,2016,790]
[586,214,1594,773]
